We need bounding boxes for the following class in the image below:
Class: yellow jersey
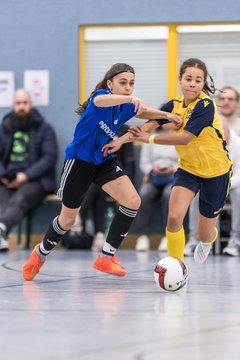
[160,92,232,178]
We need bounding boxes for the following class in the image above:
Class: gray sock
[36,246,47,262]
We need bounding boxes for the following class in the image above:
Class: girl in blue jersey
[23,62,182,280]
[103,58,232,265]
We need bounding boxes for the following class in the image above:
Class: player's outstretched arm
[129,126,194,145]
[102,132,135,157]
[101,119,159,157]
[94,94,145,116]
[137,106,183,129]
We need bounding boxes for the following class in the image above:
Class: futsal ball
[154,256,188,292]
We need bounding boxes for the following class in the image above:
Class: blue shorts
[173,168,232,218]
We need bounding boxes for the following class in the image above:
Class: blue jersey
[65,87,136,165]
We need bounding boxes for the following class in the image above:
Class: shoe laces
[111,255,125,269]
[187,238,198,247]
[111,255,121,263]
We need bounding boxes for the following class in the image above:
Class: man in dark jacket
[0,88,58,251]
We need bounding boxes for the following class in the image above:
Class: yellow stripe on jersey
[173,92,232,178]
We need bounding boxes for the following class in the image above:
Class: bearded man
[0,89,58,251]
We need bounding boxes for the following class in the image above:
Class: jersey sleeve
[184,99,215,136]
[156,100,174,126]
[90,88,111,103]
[121,102,137,121]
[91,88,135,120]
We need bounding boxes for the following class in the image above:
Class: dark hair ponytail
[204,73,217,95]
[75,63,135,115]
[75,79,108,115]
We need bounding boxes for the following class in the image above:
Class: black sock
[103,205,138,254]
[39,216,67,255]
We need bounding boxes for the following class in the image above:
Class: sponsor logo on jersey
[99,120,116,139]
[186,109,193,120]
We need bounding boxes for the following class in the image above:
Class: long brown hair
[179,58,216,95]
[75,63,135,115]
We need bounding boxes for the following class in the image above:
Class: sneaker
[194,241,212,264]
[184,239,198,256]
[91,232,105,252]
[158,236,167,252]
[0,236,9,252]
[23,244,46,281]
[93,255,125,276]
[135,235,150,251]
[222,239,240,257]
[0,227,9,252]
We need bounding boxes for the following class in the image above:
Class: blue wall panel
[0,0,239,234]
[0,0,239,179]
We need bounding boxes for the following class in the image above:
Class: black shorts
[173,168,232,218]
[57,156,127,208]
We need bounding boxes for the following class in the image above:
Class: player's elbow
[93,95,109,107]
[181,137,191,145]
[180,132,193,145]
[93,97,102,107]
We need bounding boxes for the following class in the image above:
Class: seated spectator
[0,89,58,251]
[217,86,240,135]
[134,129,178,251]
[185,116,240,256]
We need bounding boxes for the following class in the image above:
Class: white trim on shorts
[57,159,75,199]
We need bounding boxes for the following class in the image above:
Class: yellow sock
[166,226,185,260]
[210,226,218,244]
[200,226,218,245]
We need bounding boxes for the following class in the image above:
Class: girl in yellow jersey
[103,58,232,264]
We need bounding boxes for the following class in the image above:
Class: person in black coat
[0,88,58,251]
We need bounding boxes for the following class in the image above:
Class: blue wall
[0,0,239,179]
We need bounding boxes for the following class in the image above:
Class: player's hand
[154,166,174,175]
[102,139,122,157]
[128,126,150,143]
[130,96,145,116]
[166,113,183,129]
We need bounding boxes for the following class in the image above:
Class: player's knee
[58,215,77,230]
[167,212,182,229]
[126,193,141,210]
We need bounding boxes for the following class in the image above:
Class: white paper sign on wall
[0,71,15,107]
[24,70,49,106]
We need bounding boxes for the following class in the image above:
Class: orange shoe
[93,255,125,277]
[23,244,45,281]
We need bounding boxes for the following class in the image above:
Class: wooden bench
[17,192,232,252]
[18,194,61,249]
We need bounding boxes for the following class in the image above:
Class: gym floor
[0,248,239,360]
